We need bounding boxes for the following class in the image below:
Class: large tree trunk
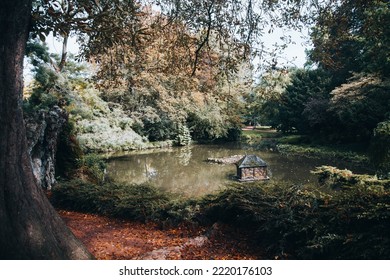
[0,0,93,259]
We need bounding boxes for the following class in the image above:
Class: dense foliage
[92,10,250,143]
[310,0,389,79]
[52,180,172,221]
[260,69,334,135]
[26,0,389,151]
[328,74,390,142]
[202,181,390,259]
[245,1,390,178]
[257,70,390,144]
[24,41,149,154]
[369,121,390,178]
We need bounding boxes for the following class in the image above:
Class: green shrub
[369,121,390,178]
[77,154,107,184]
[56,120,84,179]
[52,181,172,222]
[175,124,192,146]
[311,165,390,189]
[198,182,390,259]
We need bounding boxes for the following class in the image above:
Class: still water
[106,143,367,197]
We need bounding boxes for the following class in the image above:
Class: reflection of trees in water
[144,161,158,180]
[107,145,356,196]
[178,146,192,166]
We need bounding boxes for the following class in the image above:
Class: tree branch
[58,34,68,71]
[191,0,215,76]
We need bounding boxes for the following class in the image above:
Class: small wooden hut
[235,154,269,181]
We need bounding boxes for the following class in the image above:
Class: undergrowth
[52,167,390,260]
[52,180,171,222]
[199,182,390,259]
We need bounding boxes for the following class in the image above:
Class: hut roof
[236,154,267,168]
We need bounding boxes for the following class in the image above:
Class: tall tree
[0,0,92,259]
[264,68,333,134]
[310,0,389,79]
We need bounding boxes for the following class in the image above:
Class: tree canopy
[309,0,389,78]
[25,0,390,163]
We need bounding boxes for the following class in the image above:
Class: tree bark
[0,0,93,259]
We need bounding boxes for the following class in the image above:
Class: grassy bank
[52,167,390,260]
[241,129,370,167]
[240,127,281,147]
[276,144,370,165]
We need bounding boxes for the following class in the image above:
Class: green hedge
[52,180,171,222]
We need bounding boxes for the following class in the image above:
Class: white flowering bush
[68,86,147,152]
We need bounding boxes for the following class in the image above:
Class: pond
[106,143,369,198]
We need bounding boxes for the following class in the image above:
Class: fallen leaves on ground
[58,210,263,260]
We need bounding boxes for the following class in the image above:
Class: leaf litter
[58,210,263,260]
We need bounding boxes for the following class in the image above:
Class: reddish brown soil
[58,210,263,260]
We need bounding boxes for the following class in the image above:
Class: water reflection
[106,144,369,197]
[178,146,192,166]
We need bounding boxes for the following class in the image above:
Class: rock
[140,246,182,260]
[139,236,209,260]
[25,106,68,190]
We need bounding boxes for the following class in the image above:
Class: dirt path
[59,210,263,260]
